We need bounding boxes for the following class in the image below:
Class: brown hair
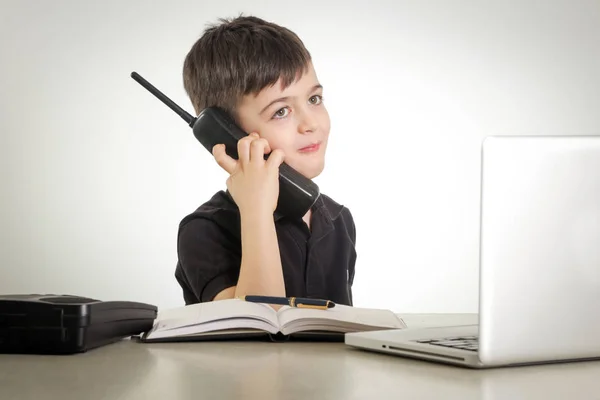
[182,15,312,119]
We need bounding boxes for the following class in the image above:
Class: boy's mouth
[298,141,321,153]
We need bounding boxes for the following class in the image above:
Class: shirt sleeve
[347,207,356,281]
[343,207,357,305]
[176,217,241,303]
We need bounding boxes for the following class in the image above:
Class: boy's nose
[297,112,318,134]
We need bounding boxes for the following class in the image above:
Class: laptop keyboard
[415,336,479,351]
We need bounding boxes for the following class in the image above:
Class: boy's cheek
[259,134,290,154]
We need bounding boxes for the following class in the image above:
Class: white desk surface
[1,313,599,400]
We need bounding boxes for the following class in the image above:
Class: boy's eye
[273,107,290,119]
[271,95,323,119]
[309,95,323,105]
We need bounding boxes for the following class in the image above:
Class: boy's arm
[177,210,284,302]
[212,133,287,300]
[237,209,285,297]
[214,210,285,299]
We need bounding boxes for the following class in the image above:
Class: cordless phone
[130,71,320,219]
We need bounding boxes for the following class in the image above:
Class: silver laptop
[346,136,600,368]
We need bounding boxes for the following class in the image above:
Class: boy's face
[235,62,330,179]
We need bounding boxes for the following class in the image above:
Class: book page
[277,304,406,335]
[147,298,279,338]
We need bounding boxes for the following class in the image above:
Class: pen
[240,295,336,310]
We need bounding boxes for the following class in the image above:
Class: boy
[174,15,357,306]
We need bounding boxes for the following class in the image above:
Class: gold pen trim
[297,304,328,310]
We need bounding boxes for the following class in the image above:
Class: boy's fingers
[263,137,272,154]
[250,138,271,163]
[212,144,237,174]
[237,135,255,166]
[266,149,285,169]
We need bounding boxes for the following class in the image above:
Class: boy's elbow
[213,286,281,310]
[213,286,237,300]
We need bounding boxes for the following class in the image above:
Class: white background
[1,0,599,313]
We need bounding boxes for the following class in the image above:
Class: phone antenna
[130,71,196,127]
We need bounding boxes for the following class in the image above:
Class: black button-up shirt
[175,190,357,306]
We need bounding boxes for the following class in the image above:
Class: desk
[1,313,599,400]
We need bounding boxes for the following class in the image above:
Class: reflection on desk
[0,313,599,400]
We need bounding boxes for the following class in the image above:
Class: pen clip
[297,304,328,310]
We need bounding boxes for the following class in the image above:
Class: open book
[140,298,406,342]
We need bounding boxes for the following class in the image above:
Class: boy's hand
[212,133,285,216]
